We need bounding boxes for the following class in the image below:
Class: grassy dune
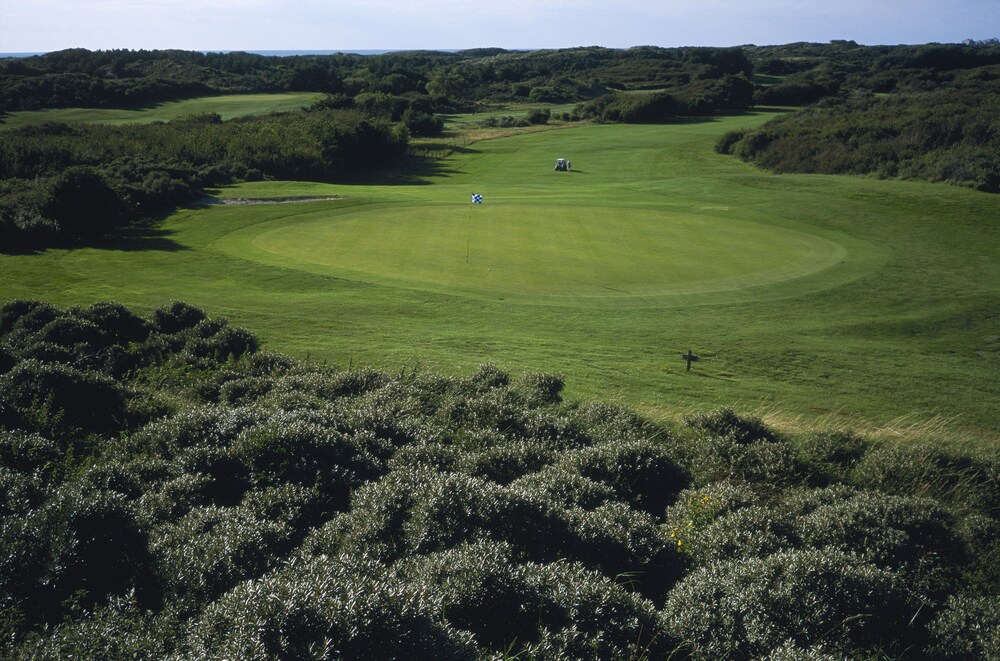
[2,109,998,441]
[0,92,324,128]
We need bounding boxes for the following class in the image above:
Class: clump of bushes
[1,299,998,659]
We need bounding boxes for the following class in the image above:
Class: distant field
[0,92,324,128]
[2,109,998,443]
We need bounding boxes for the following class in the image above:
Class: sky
[1,0,998,53]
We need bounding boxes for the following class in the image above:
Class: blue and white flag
[471,193,483,204]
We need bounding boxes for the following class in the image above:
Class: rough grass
[1,107,998,444]
[0,92,324,128]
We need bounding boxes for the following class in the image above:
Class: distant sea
[0,49,453,58]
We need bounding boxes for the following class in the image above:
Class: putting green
[243,203,847,299]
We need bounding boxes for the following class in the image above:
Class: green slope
[2,111,998,440]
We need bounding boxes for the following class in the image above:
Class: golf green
[239,204,847,300]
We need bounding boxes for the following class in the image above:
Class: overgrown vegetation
[5,41,999,249]
[0,108,407,249]
[717,79,1000,192]
[723,40,1000,192]
[1,300,997,659]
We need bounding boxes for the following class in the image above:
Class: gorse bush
[664,548,917,659]
[1,299,998,659]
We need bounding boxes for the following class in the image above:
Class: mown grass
[1,107,998,444]
[0,92,324,128]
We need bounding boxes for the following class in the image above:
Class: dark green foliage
[576,90,681,123]
[685,406,778,444]
[9,593,176,661]
[1,482,158,630]
[0,359,127,435]
[795,429,869,485]
[525,107,551,124]
[184,552,478,660]
[792,489,966,598]
[0,109,409,249]
[852,442,1000,516]
[729,85,1000,192]
[559,438,689,515]
[1,299,998,659]
[928,594,1000,660]
[680,407,805,487]
[664,548,917,659]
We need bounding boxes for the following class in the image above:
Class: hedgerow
[1,299,998,659]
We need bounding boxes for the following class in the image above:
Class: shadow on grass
[95,226,189,252]
[0,225,189,254]
[339,149,473,185]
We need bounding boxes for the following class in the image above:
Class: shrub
[217,375,274,405]
[317,468,565,563]
[522,559,675,659]
[795,430,868,485]
[230,409,380,509]
[664,548,916,659]
[2,483,157,627]
[525,108,551,124]
[684,406,778,445]
[404,539,678,657]
[927,594,1000,660]
[558,501,681,600]
[715,129,746,154]
[150,301,207,335]
[34,315,108,349]
[136,472,215,526]
[515,371,564,405]
[678,505,796,566]
[0,359,127,435]
[558,438,689,515]
[510,463,617,509]
[793,490,966,598]
[184,553,478,660]
[681,410,802,486]
[763,639,849,660]
[0,299,59,336]
[398,541,543,650]
[8,592,175,660]
[852,443,1000,515]
[150,502,296,607]
[572,400,656,444]
[0,428,61,475]
[455,438,555,484]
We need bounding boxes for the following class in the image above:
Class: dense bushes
[720,83,1000,192]
[0,108,409,250]
[1,299,998,659]
[575,73,754,123]
[665,548,916,659]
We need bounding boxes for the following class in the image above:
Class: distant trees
[575,73,754,123]
[718,82,1000,192]
[0,108,408,249]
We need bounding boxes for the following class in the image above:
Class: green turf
[0,93,324,128]
[2,110,999,441]
[235,203,846,300]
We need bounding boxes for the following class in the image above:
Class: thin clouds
[2,0,997,52]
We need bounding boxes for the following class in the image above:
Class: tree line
[0,299,997,658]
[0,46,755,113]
[0,107,408,250]
[717,69,1000,192]
[3,41,999,251]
